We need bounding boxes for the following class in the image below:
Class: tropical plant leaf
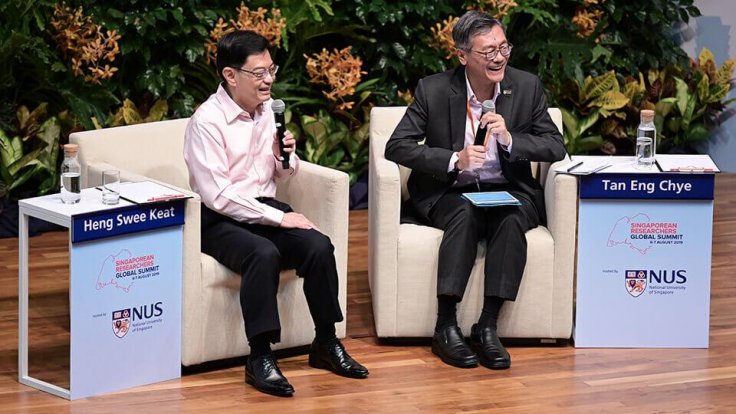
[697,73,710,102]
[578,135,603,152]
[122,99,143,125]
[8,147,43,176]
[147,99,169,122]
[582,71,617,102]
[716,59,736,86]
[698,48,716,72]
[592,90,629,111]
[559,108,579,138]
[673,77,689,116]
[707,84,731,103]
[36,117,60,157]
[578,111,601,135]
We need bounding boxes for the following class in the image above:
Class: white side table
[19,188,184,399]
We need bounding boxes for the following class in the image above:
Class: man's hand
[479,112,512,147]
[457,145,486,170]
[280,212,320,231]
[272,130,296,160]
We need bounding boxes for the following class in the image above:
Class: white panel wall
[680,0,736,172]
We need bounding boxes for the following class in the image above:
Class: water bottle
[60,144,81,204]
[637,109,656,157]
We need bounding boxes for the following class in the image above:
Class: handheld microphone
[271,99,289,169]
[473,100,495,146]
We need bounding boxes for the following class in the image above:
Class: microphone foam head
[272,99,285,113]
[482,100,495,113]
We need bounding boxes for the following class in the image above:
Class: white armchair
[368,107,577,341]
[70,118,349,366]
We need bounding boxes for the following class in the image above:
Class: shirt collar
[215,83,266,123]
[464,73,501,106]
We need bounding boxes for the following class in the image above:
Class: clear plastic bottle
[637,109,657,157]
[60,144,81,204]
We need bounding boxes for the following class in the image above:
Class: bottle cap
[640,109,655,122]
[63,144,79,155]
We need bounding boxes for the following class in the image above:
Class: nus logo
[648,270,687,284]
[132,302,164,321]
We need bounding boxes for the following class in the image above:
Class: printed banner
[71,199,185,243]
[69,225,182,399]
[580,173,715,200]
[575,195,713,348]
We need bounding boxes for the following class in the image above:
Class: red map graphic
[606,213,654,255]
[96,249,135,292]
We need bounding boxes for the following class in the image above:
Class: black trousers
[200,199,344,343]
[427,183,540,301]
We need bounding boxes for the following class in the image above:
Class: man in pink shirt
[183,30,368,397]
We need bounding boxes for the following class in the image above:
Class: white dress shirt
[451,75,509,187]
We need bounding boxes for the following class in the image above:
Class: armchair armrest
[275,161,349,245]
[368,136,403,336]
[543,158,578,335]
[275,162,349,319]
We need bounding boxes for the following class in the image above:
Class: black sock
[315,323,337,344]
[248,334,272,358]
[435,295,459,332]
[478,296,504,330]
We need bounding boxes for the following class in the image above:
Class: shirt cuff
[501,133,512,153]
[448,152,460,172]
[261,206,285,227]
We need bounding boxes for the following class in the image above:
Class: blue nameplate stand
[18,188,184,399]
[574,156,715,348]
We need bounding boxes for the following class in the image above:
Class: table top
[19,188,134,227]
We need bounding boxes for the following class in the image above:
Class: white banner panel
[69,226,182,399]
[575,181,714,348]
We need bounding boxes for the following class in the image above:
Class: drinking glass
[102,170,120,205]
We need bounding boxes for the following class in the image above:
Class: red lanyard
[466,101,477,133]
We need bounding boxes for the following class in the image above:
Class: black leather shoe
[245,353,295,397]
[431,325,479,368]
[470,323,511,370]
[309,338,369,378]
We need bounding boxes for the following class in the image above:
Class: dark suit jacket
[384,65,566,224]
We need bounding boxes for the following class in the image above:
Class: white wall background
[680,0,736,172]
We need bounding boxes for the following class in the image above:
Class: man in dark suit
[384,10,566,370]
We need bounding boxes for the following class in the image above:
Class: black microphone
[272,99,289,169]
[473,100,495,146]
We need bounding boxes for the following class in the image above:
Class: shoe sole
[245,372,294,397]
[308,355,369,379]
[478,358,511,370]
[431,342,479,368]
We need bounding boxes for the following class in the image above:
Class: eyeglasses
[468,43,513,61]
[232,64,279,80]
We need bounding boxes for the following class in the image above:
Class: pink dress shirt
[183,84,300,226]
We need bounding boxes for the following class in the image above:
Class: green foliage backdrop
[1,0,732,201]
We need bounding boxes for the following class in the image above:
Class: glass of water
[635,136,654,169]
[102,170,120,205]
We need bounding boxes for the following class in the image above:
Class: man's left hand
[272,130,296,160]
[479,112,512,147]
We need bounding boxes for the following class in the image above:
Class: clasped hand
[456,112,511,171]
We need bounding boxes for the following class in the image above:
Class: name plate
[580,173,714,200]
[71,200,185,243]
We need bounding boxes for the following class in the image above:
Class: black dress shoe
[431,325,479,368]
[308,338,369,378]
[245,353,295,397]
[470,323,511,370]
